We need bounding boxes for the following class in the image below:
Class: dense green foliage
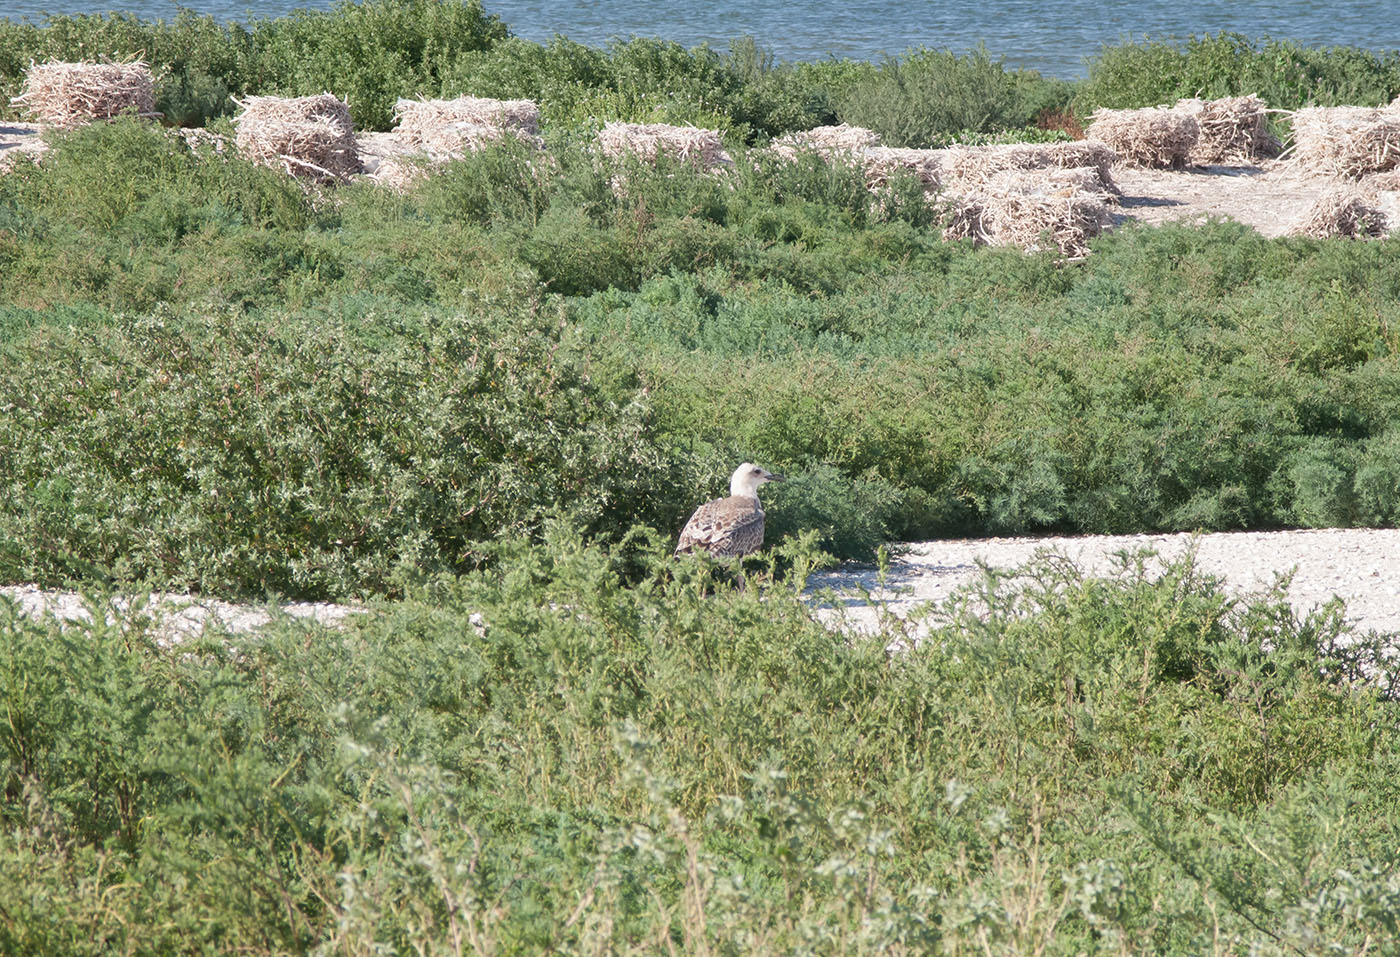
[0,0,509,129]
[1077,33,1400,114]
[835,48,1071,147]
[1,534,1396,953]
[6,1,1400,146]
[5,120,1400,595]
[2,6,1400,951]
[0,0,1053,141]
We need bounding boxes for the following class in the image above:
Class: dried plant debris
[12,59,158,128]
[233,93,361,183]
[1289,106,1400,178]
[943,141,1119,197]
[770,124,882,159]
[596,121,732,169]
[415,120,544,156]
[392,95,541,146]
[860,146,942,193]
[944,172,1111,258]
[1290,186,1389,238]
[1174,94,1281,164]
[1088,107,1199,169]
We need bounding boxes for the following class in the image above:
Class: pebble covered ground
[806,527,1400,640]
[4,529,1398,646]
[0,583,362,643]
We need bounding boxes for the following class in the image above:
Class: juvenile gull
[676,463,784,557]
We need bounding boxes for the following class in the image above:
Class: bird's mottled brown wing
[676,496,766,557]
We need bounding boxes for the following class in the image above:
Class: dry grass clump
[233,93,361,183]
[12,59,158,129]
[596,121,731,170]
[770,124,881,159]
[1087,107,1199,169]
[1008,165,1115,198]
[1289,106,1400,178]
[415,121,544,156]
[944,172,1111,258]
[1290,186,1388,238]
[1360,168,1400,191]
[1174,95,1281,164]
[943,141,1119,196]
[860,146,942,192]
[393,95,541,147]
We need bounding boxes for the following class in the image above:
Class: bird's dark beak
[767,471,785,482]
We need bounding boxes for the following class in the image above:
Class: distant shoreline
[5,0,1400,79]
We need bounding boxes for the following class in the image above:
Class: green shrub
[1076,33,1400,119]
[0,306,676,598]
[836,47,1071,147]
[0,0,508,129]
[0,538,1395,952]
[248,0,509,129]
[9,110,1400,593]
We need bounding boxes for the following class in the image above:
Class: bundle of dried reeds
[12,59,158,128]
[1087,107,1199,168]
[860,146,942,192]
[596,121,731,169]
[944,173,1111,258]
[1174,95,1281,164]
[1290,186,1388,238]
[393,95,541,146]
[418,121,544,156]
[232,93,361,183]
[770,124,881,159]
[1360,168,1400,191]
[942,199,992,246]
[1289,106,1400,178]
[999,166,1116,198]
[943,141,1119,196]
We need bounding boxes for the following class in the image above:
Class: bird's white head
[729,462,784,498]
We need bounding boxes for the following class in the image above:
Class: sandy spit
[806,527,1400,641]
[3,528,1398,647]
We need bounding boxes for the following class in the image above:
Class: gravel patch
[807,527,1400,640]
[5,529,1398,647]
[0,583,361,644]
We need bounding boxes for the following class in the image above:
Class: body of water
[4,0,1397,78]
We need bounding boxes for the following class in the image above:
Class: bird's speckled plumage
[676,463,784,557]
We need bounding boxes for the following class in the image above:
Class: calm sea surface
[3,0,1398,78]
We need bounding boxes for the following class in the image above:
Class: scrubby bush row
[1,534,1395,953]
[5,120,1400,595]
[0,0,1069,142]
[1075,33,1400,116]
[5,2,1400,148]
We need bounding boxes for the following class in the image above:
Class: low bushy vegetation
[4,120,1400,595]
[1077,32,1400,114]
[0,0,1061,142]
[2,6,1400,951]
[6,2,1399,145]
[1,535,1396,953]
[834,47,1072,147]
